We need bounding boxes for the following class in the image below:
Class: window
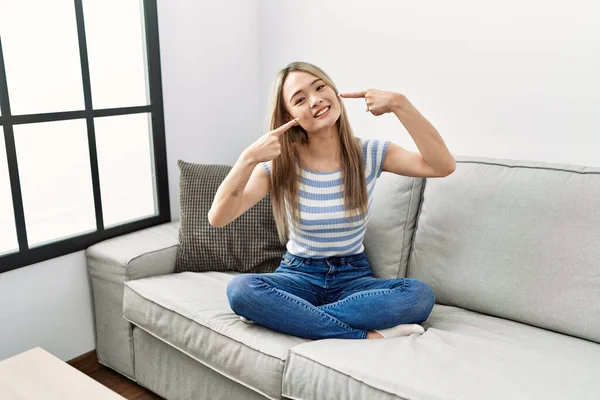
[0,0,169,272]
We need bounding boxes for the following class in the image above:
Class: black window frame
[0,0,170,273]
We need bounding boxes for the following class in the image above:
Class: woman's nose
[310,97,323,108]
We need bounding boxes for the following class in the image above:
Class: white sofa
[87,155,600,399]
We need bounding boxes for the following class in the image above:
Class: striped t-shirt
[262,138,390,258]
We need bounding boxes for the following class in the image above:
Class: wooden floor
[68,350,164,400]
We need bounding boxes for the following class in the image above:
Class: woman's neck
[300,125,341,165]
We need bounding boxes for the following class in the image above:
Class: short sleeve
[361,138,390,178]
[262,161,272,177]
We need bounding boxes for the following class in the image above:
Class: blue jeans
[226,251,435,340]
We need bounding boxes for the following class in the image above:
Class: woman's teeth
[315,106,330,117]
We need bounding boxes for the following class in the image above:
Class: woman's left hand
[339,89,405,116]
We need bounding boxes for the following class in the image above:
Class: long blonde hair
[269,61,368,243]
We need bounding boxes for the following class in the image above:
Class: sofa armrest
[86,221,179,379]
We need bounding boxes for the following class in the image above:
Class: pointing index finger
[339,90,368,98]
[271,117,300,137]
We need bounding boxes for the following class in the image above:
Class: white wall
[0,0,260,362]
[0,252,95,361]
[159,0,261,220]
[258,0,600,167]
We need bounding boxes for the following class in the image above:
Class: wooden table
[0,347,126,400]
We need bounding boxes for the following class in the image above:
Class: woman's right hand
[242,118,300,163]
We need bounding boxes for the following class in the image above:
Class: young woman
[209,61,455,340]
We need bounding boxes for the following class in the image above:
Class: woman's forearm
[208,151,257,227]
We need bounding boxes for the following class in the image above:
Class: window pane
[0,0,84,115]
[83,0,150,109]
[95,113,157,227]
[0,127,18,255]
[14,120,96,246]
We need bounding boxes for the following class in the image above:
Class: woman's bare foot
[367,330,384,339]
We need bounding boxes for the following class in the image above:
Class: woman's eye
[317,85,325,90]
[295,97,305,105]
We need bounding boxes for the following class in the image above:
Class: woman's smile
[314,106,331,118]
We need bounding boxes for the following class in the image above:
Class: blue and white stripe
[263,138,390,258]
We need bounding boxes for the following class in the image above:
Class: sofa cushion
[363,172,424,279]
[408,156,600,343]
[282,304,600,400]
[132,327,267,400]
[176,161,285,274]
[123,271,309,400]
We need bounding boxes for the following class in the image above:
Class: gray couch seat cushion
[283,305,600,400]
[123,271,310,400]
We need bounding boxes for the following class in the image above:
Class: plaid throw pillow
[175,161,285,273]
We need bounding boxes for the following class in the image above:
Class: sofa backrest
[407,156,600,343]
[363,172,424,279]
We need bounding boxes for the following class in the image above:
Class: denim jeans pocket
[346,258,370,270]
[280,256,305,269]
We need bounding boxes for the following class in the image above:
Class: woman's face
[281,71,341,133]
